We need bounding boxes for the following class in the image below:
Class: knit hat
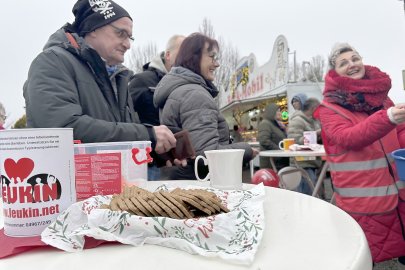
[71,0,132,36]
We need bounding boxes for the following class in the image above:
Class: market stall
[219,35,323,143]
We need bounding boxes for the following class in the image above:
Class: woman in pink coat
[316,43,405,266]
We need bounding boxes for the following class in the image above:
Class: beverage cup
[278,138,295,150]
[194,149,244,190]
[303,131,317,145]
[392,149,405,181]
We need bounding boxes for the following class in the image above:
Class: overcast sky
[1,0,404,127]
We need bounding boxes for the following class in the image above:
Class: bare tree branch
[126,42,158,73]
[199,17,215,38]
[295,55,326,82]
[309,55,326,82]
[198,18,239,104]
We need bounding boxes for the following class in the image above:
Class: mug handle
[278,141,284,150]
[194,155,210,182]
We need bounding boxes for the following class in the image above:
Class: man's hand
[252,148,260,158]
[165,158,189,167]
[153,125,176,154]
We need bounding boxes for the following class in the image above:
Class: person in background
[128,35,185,180]
[287,97,322,195]
[0,102,6,130]
[258,103,289,170]
[129,35,185,126]
[23,0,179,163]
[154,33,258,180]
[316,42,405,266]
[230,124,243,143]
[291,93,308,112]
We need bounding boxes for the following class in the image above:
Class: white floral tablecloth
[41,184,265,265]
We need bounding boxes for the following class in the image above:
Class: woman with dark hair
[316,42,405,266]
[154,33,258,180]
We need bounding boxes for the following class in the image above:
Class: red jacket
[316,101,405,262]
[319,101,405,213]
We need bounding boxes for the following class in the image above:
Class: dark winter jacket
[128,53,167,126]
[23,26,152,144]
[154,67,254,179]
[257,103,288,169]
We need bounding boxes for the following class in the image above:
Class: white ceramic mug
[194,149,245,190]
[303,131,317,145]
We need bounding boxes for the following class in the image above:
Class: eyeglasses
[108,24,134,42]
[207,53,220,64]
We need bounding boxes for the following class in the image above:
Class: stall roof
[220,84,287,114]
[219,82,323,125]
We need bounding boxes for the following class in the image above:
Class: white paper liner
[289,143,324,151]
[41,184,265,265]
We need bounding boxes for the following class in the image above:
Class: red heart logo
[4,158,34,183]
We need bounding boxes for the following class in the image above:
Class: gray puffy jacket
[154,67,253,179]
